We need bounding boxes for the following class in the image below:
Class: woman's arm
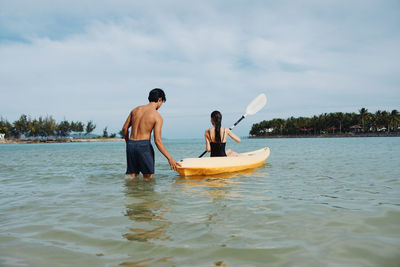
[227,129,241,143]
[205,130,211,152]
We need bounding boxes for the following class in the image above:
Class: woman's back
[205,110,241,157]
[208,127,227,157]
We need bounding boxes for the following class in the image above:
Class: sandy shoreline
[0,138,125,144]
[1,132,399,144]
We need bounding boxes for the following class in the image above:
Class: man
[122,88,180,179]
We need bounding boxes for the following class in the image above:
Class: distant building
[350,125,362,133]
[0,133,5,140]
[328,126,338,133]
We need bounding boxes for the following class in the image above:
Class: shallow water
[1,137,399,266]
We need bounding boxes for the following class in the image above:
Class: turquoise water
[1,137,399,266]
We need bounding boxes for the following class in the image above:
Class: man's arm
[122,112,132,143]
[153,115,180,171]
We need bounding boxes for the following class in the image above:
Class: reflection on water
[120,256,174,267]
[172,167,273,240]
[173,167,267,199]
[174,175,233,200]
[123,179,171,244]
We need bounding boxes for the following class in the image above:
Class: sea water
[0,137,399,266]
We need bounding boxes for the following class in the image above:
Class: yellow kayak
[176,147,270,176]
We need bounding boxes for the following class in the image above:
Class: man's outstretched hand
[168,158,181,171]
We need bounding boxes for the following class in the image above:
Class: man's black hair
[148,88,166,103]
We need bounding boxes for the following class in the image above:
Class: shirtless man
[122,88,180,179]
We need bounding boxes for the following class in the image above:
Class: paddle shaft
[198,114,246,158]
[230,115,246,130]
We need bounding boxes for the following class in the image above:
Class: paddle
[198,93,267,158]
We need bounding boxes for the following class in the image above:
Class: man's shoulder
[135,106,162,120]
[132,105,145,111]
[131,105,147,115]
[152,110,162,120]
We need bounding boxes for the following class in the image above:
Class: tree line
[250,108,400,136]
[0,114,117,138]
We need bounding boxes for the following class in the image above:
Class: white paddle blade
[246,93,267,115]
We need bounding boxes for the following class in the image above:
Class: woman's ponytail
[211,111,223,143]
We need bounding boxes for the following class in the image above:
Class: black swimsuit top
[209,128,227,157]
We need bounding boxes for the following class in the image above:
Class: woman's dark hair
[148,88,166,103]
[211,110,223,143]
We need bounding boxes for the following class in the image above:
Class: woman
[205,110,241,157]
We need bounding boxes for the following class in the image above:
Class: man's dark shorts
[126,140,155,175]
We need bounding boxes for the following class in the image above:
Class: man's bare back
[122,88,180,179]
[125,104,160,141]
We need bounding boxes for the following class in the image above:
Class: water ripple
[1,138,400,266]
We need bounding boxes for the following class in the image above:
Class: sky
[0,0,399,138]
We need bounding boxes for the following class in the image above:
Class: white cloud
[0,0,399,138]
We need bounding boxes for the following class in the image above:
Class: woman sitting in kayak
[205,110,241,157]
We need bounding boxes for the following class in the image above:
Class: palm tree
[28,118,40,137]
[249,123,260,136]
[85,120,96,136]
[318,113,328,134]
[271,118,285,135]
[43,116,56,137]
[276,118,285,135]
[56,120,71,137]
[382,111,390,132]
[374,110,390,132]
[374,110,382,130]
[13,114,30,138]
[285,117,297,135]
[364,112,374,132]
[310,116,318,135]
[76,122,84,137]
[335,112,344,133]
[103,126,108,138]
[0,117,12,137]
[389,110,399,132]
[359,108,368,132]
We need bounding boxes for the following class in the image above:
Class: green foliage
[389,110,399,132]
[70,121,77,132]
[27,117,41,137]
[103,127,108,138]
[76,121,84,133]
[250,108,397,136]
[86,121,96,135]
[0,114,92,138]
[0,117,13,137]
[56,120,71,137]
[43,116,57,137]
[13,114,29,138]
